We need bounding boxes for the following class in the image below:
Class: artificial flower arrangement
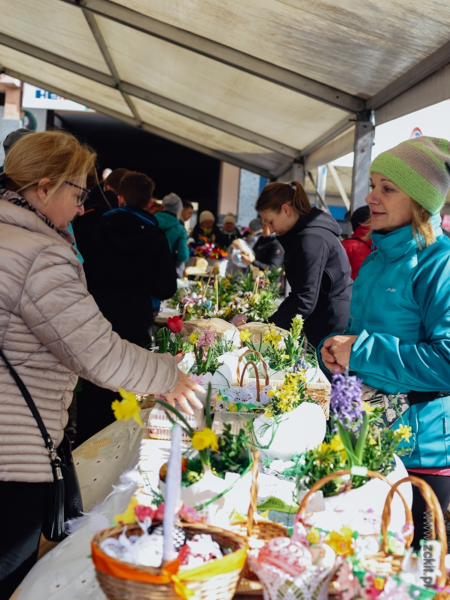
[171,268,281,323]
[157,387,252,492]
[156,387,254,522]
[291,372,413,498]
[189,235,228,260]
[242,315,316,374]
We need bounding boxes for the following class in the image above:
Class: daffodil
[239,329,252,343]
[324,526,355,556]
[111,388,142,426]
[395,424,412,442]
[190,333,199,344]
[329,434,347,461]
[362,401,376,413]
[191,427,219,452]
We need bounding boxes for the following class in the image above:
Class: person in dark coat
[191,210,227,247]
[221,213,241,247]
[342,205,373,280]
[76,171,177,445]
[72,168,127,279]
[256,181,352,350]
[241,222,285,270]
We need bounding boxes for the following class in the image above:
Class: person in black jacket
[76,171,177,445]
[241,222,285,270]
[72,168,127,280]
[256,181,352,350]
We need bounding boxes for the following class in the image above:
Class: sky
[333,99,450,167]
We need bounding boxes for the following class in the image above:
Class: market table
[14,414,265,600]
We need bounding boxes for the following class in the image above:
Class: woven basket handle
[296,469,412,531]
[246,450,260,537]
[237,349,269,387]
[381,475,447,586]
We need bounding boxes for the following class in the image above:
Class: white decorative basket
[147,406,205,441]
[247,550,338,600]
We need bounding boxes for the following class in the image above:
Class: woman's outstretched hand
[164,355,205,415]
[321,335,358,373]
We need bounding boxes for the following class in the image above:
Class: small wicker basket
[92,522,248,600]
[233,451,289,593]
[360,475,447,590]
[236,349,331,419]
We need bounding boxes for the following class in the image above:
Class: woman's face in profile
[259,204,296,235]
[37,176,87,229]
[367,172,413,233]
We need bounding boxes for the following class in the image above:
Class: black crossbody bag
[0,348,83,541]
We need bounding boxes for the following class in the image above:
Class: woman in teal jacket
[320,136,450,546]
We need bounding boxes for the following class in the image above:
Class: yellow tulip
[111,388,143,426]
[191,427,219,452]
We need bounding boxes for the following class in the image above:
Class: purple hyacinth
[330,371,364,432]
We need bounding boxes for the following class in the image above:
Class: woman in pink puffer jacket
[0,131,202,596]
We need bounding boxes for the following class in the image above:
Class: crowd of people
[1,127,450,596]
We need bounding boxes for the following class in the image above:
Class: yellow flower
[362,401,376,413]
[190,333,199,344]
[368,436,377,446]
[395,424,412,442]
[290,315,304,338]
[282,355,290,360]
[264,411,273,418]
[111,388,143,426]
[216,395,222,402]
[239,329,252,343]
[267,390,275,397]
[263,327,283,347]
[114,496,138,525]
[306,528,321,544]
[324,526,355,556]
[191,427,219,452]
[228,403,238,412]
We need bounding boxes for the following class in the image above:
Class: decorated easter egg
[257,537,313,577]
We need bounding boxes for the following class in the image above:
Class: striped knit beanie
[369,137,450,215]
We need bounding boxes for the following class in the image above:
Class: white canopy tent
[1,0,450,208]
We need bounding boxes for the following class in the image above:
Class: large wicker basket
[360,475,447,590]
[92,522,247,600]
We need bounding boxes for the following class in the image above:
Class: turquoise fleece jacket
[320,214,450,468]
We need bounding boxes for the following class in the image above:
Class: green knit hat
[369,136,450,215]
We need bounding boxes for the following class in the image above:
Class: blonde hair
[3,130,97,201]
[255,181,312,216]
[364,199,436,248]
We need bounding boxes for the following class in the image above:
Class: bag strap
[351,236,372,250]
[0,348,55,453]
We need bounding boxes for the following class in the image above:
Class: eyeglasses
[64,181,90,206]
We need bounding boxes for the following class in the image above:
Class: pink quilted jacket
[0,199,179,482]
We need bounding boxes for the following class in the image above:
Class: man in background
[76,171,177,445]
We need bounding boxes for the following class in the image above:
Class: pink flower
[189,374,205,385]
[179,503,206,523]
[197,327,215,347]
[336,561,361,600]
[134,505,156,521]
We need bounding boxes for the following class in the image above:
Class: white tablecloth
[14,411,173,600]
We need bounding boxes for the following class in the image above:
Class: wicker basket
[236,349,331,419]
[92,522,248,600]
[233,451,289,592]
[360,475,447,590]
[296,470,415,597]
